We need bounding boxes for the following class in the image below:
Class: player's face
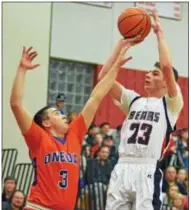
[4,180,16,193]
[43,108,69,133]
[12,192,25,208]
[144,68,166,94]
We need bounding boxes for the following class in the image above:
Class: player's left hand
[114,42,133,68]
[152,9,163,36]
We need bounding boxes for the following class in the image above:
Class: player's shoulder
[24,121,46,137]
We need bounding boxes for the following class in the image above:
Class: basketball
[117,7,151,44]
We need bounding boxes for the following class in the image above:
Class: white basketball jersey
[117,85,183,160]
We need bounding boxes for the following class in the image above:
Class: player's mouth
[145,80,151,85]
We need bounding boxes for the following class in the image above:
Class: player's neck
[147,88,166,98]
[48,129,66,139]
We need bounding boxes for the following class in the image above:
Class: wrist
[18,64,27,72]
[156,32,164,40]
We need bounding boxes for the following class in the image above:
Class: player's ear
[42,120,51,128]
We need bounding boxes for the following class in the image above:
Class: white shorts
[105,157,163,210]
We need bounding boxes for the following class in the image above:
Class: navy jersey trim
[32,158,37,186]
[162,97,175,147]
[129,96,141,111]
[54,136,67,145]
[152,167,163,210]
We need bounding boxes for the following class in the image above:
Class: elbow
[10,100,21,110]
[161,63,172,71]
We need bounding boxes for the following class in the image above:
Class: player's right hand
[114,35,141,54]
[19,46,40,70]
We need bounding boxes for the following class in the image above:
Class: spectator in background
[111,125,122,153]
[162,166,187,195]
[102,136,118,168]
[85,145,113,210]
[91,133,103,157]
[2,176,17,202]
[81,145,92,176]
[179,128,189,170]
[80,145,92,189]
[67,111,78,124]
[169,129,188,169]
[85,124,98,146]
[162,185,179,207]
[171,193,185,210]
[2,190,26,210]
[176,169,188,194]
[85,145,112,185]
[55,93,66,115]
[100,122,110,138]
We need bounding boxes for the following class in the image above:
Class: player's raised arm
[152,10,177,98]
[81,43,133,129]
[98,37,139,103]
[10,47,40,134]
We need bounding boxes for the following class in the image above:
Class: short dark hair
[100,122,110,128]
[56,93,66,101]
[33,106,52,128]
[116,125,122,131]
[154,62,178,82]
[4,176,17,184]
[104,135,113,141]
[88,123,97,131]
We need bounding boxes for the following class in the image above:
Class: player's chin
[144,84,150,92]
[62,122,69,130]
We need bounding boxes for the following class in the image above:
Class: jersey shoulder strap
[162,97,176,147]
[129,96,141,111]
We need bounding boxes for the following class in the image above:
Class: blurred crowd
[2,176,26,210]
[2,94,188,210]
[75,118,189,210]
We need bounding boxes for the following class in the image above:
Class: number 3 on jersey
[127,123,152,145]
[59,170,68,189]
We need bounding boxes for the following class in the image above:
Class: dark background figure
[55,93,66,115]
[169,128,189,170]
[162,166,187,195]
[2,190,26,210]
[100,122,111,139]
[85,124,98,146]
[85,145,113,210]
[102,135,118,168]
[2,176,17,202]
[85,145,113,185]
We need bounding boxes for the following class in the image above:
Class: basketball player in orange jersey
[10,37,138,209]
[98,10,183,210]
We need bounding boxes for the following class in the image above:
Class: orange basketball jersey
[23,114,87,210]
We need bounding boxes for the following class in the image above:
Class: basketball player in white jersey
[98,10,184,210]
